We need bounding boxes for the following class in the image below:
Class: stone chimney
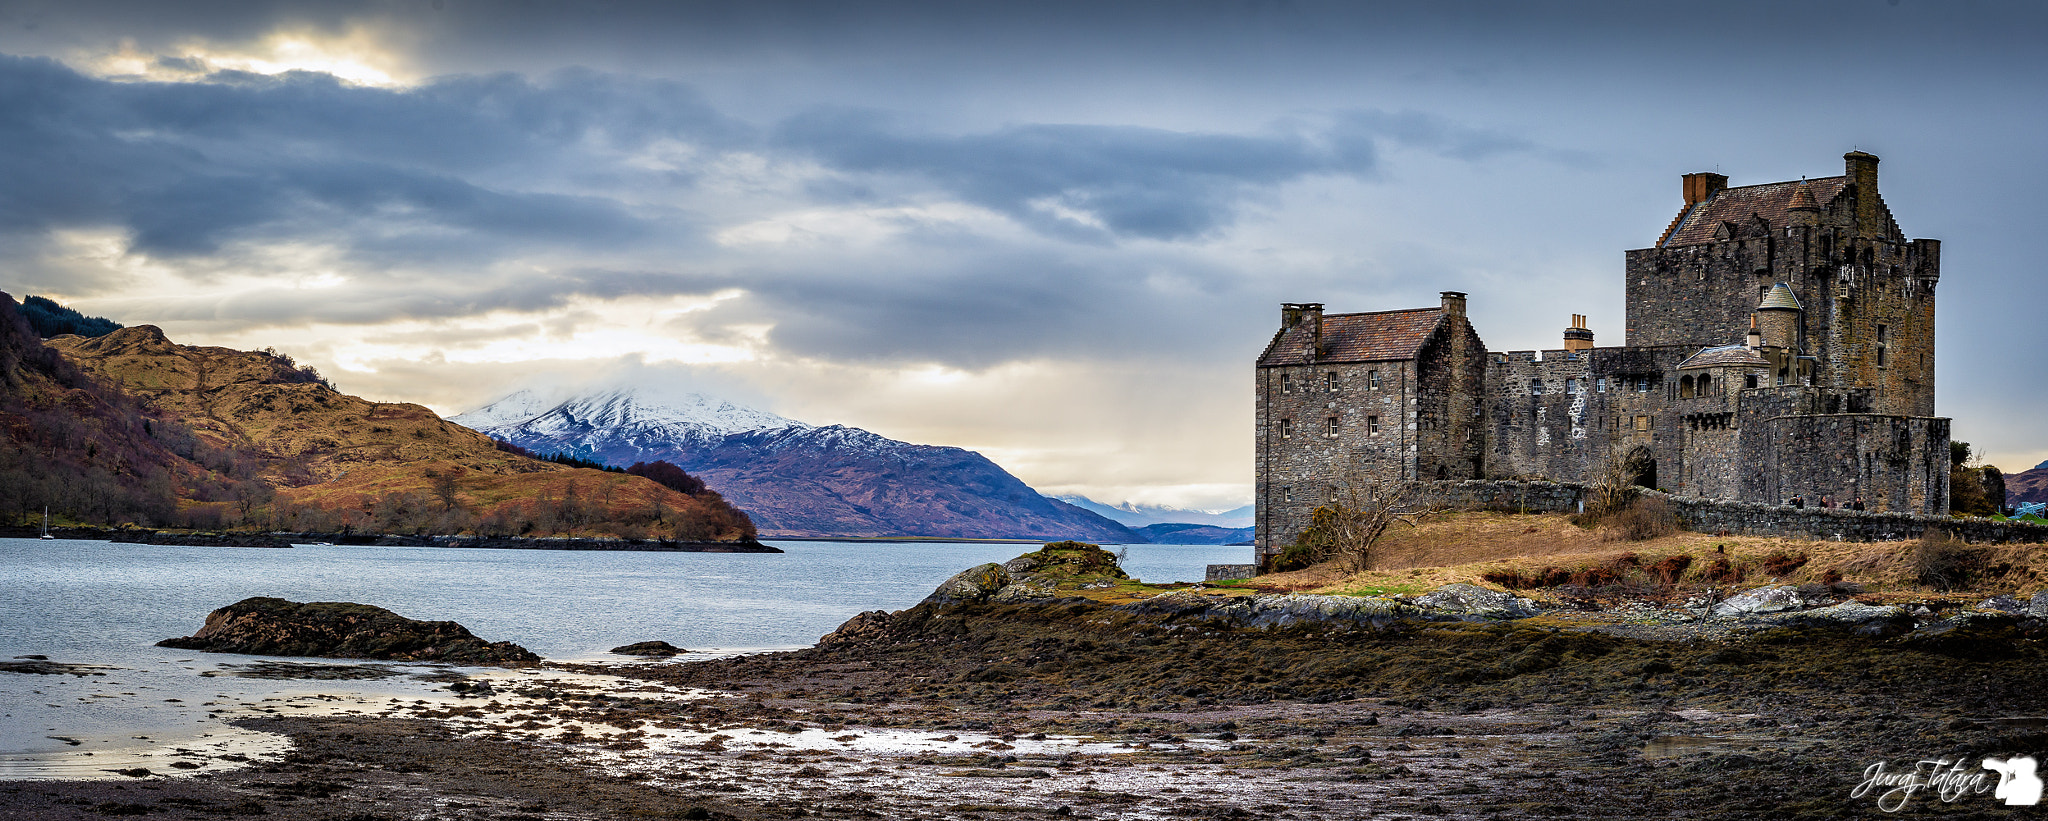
[1563,314,1593,351]
[1283,302,1324,358]
[1683,172,1729,206]
[1844,150,1880,237]
[1440,291,1467,318]
[1746,314,1763,348]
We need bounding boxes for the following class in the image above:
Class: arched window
[1680,375,1695,398]
[1698,373,1712,396]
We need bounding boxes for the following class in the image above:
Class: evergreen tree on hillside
[21,296,122,338]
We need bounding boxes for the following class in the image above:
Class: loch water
[0,537,1248,776]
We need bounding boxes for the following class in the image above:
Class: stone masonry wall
[1624,227,1935,417]
[1255,360,1417,564]
[1423,480,2023,544]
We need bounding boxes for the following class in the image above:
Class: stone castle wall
[1422,480,2031,544]
[1624,229,1936,417]
[1254,359,1418,563]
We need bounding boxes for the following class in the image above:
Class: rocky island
[156,597,540,664]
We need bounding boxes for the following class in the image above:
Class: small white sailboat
[40,507,55,540]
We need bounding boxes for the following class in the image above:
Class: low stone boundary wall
[1205,564,1259,582]
[1426,480,2048,544]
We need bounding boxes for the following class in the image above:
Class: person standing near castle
[1851,496,1867,511]
[1790,494,1805,509]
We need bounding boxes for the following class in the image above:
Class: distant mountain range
[452,388,1136,542]
[1053,496,1254,529]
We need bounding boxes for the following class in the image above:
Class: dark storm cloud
[0,55,739,263]
[774,110,1375,241]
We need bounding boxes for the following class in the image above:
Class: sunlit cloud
[80,26,415,86]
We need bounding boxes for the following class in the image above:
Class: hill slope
[455,389,1136,542]
[2008,462,2048,506]
[0,293,203,526]
[47,328,752,540]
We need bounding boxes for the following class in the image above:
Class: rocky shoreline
[9,542,2048,819]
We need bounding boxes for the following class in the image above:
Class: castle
[1254,151,1951,564]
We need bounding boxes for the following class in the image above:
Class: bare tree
[1586,444,1655,521]
[425,467,464,512]
[1286,477,1444,574]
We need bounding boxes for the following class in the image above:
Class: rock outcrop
[157,597,539,664]
[610,640,687,656]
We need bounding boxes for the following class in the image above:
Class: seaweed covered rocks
[157,597,540,664]
[609,640,687,656]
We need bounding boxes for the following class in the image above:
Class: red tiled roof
[1658,176,1848,247]
[1257,308,1444,366]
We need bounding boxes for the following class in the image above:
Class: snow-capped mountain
[1053,496,1255,529]
[450,387,1134,542]
[452,387,805,463]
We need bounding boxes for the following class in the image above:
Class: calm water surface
[0,537,1248,773]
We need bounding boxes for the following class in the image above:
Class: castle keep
[1254,152,1950,564]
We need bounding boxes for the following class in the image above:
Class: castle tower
[1623,151,1936,416]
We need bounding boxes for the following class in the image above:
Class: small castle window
[1327,417,1340,437]
[1566,378,1578,394]
[1529,380,1544,396]
[1368,369,1381,389]
[1877,324,1887,343]
[1877,345,1887,367]
[1283,486,1294,503]
[1680,375,1694,399]
[1596,377,1607,393]
[1745,373,1759,389]
[1367,415,1380,434]
[1327,372,1339,392]
[1328,486,1341,504]
[1279,418,1292,438]
[1279,373,1291,394]
[1698,374,1712,394]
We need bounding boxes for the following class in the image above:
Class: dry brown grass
[1238,511,2048,602]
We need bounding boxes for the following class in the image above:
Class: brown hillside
[0,294,214,526]
[47,326,752,540]
[2008,466,2048,506]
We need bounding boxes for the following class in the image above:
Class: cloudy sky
[4,0,2044,510]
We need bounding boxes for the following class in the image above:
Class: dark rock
[610,640,687,657]
[817,610,895,649]
[156,597,540,664]
[925,563,1012,604]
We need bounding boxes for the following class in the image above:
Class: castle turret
[1787,179,1821,227]
[1757,284,1802,350]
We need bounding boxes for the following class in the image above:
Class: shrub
[1609,497,1680,541]
[1759,551,1809,577]
[1911,529,1979,591]
[1701,556,1744,584]
[1649,555,1693,586]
